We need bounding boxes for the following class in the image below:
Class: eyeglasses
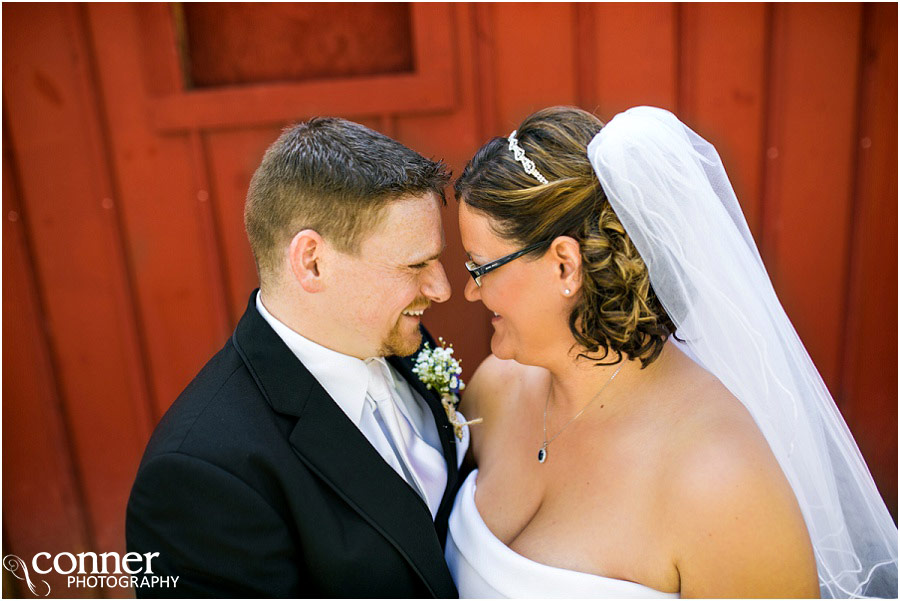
[465,240,551,287]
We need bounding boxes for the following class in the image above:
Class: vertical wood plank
[678,4,767,237]
[492,3,579,128]
[203,127,286,315]
[3,128,95,599]
[84,4,231,415]
[470,3,500,141]
[760,3,862,393]
[3,3,154,560]
[839,2,898,517]
[591,3,678,119]
[573,3,598,111]
[189,129,236,324]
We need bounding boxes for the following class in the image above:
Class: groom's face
[326,193,451,358]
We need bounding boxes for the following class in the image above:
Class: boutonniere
[411,337,483,440]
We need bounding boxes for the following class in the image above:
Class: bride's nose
[463,276,481,302]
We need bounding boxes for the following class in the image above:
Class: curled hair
[245,117,449,282]
[455,106,676,367]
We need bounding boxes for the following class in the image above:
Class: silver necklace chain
[538,364,622,463]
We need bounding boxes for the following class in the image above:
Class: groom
[126,118,464,597]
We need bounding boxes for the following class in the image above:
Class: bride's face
[458,202,569,365]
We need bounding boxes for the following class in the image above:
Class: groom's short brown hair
[245,117,449,282]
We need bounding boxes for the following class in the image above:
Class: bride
[446,106,898,598]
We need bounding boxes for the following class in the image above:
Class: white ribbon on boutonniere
[411,337,483,441]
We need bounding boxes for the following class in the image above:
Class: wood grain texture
[492,2,578,128]
[3,4,153,567]
[678,3,767,237]
[3,124,95,599]
[84,4,231,419]
[182,3,415,87]
[838,1,898,515]
[590,2,679,118]
[762,3,862,393]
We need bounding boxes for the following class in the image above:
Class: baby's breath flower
[413,337,481,440]
[412,338,465,399]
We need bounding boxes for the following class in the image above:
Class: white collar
[256,292,371,425]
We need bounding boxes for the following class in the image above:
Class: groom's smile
[401,300,430,320]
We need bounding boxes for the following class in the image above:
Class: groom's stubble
[379,296,431,357]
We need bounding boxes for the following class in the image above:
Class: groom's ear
[288,229,326,293]
[549,236,582,295]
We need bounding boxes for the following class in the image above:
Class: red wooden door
[3,3,896,598]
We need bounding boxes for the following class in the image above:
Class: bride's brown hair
[455,106,675,367]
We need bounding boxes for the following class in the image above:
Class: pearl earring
[564,289,571,296]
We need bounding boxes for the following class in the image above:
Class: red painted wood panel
[469,4,502,139]
[3,131,95,599]
[679,3,767,237]
[3,4,153,566]
[839,2,898,514]
[762,3,862,393]
[590,3,679,117]
[147,4,456,132]
[85,5,231,416]
[181,3,415,87]
[492,3,579,128]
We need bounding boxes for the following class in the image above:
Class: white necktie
[365,359,447,518]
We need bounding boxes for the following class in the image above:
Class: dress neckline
[454,469,680,598]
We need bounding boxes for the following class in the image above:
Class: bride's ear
[288,229,326,293]
[548,236,582,297]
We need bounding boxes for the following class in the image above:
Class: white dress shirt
[255,294,464,509]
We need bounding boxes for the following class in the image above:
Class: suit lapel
[288,391,456,597]
[232,292,457,598]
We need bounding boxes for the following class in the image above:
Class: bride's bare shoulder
[460,354,545,422]
[657,353,818,596]
[659,353,792,504]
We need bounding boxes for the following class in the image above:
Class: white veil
[587,106,897,598]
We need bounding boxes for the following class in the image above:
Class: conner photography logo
[2,551,178,596]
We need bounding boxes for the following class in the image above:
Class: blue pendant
[538,447,547,463]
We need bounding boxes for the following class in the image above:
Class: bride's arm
[458,353,519,465]
[666,405,819,598]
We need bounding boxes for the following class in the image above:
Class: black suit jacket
[126,291,461,598]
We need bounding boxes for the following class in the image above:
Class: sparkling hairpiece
[507,130,549,185]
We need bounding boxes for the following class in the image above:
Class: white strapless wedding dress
[446,470,679,598]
